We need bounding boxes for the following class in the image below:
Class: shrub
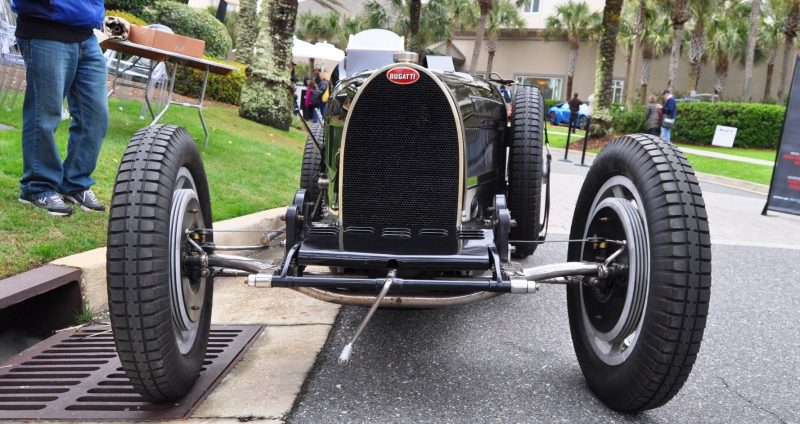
[151,1,233,58]
[105,9,147,27]
[673,102,785,148]
[173,57,246,105]
[105,0,151,17]
[610,104,646,134]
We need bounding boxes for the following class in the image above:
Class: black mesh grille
[342,68,459,254]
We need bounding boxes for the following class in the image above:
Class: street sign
[712,125,737,147]
[763,55,800,216]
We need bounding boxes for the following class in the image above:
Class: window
[612,80,624,104]
[522,0,541,13]
[515,76,563,100]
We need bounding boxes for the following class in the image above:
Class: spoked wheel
[107,125,214,402]
[567,134,711,412]
[507,86,544,258]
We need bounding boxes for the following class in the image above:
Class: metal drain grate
[0,324,261,420]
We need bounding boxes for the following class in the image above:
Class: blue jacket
[12,0,105,32]
[663,96,677,119]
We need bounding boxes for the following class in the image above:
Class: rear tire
[300,124,324,220]
[507,86,544,258]
[107,125,213,402]
[567,134,711,412]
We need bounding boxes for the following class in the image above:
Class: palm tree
[239,0,298,131]
[442,0,478,56]
[778,0,800,102]
[687,0,716,92]
[296,11,338,73]
[743,0,761,101]
[544,0,601,99]
[363,0,391,29]
[468,0,493,74]
[639,10,672,102]
[760,1,784,102]
[705,2,747,98]
[625,0,647,108]
[657,0,690,90]
[408,0,422,53]
[235,0,258,65]
[618,8,635,103]
[593,0,624,110]
[485,0,523,75]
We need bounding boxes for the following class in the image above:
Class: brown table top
[102,39,238,75]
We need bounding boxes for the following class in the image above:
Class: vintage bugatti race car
[105,31,711,413]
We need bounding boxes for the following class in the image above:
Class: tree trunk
[687,17,706,93]
[408,0,422,54]
[566,45,578,98]
[239,0,298,131]
[469,0,492,74]
[714,54,728,98]
[743,0,760,101]
[763,54,776,102]
[446,39,453,56]
[593,0,624,110]
[235,0,258,65]
[640,48,652,103]
[625,0,645,108]
[668,24,684,91]
[778,34,795,102]
[623,48,632,104]
[487,49,496,75]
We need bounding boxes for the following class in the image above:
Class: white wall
[520,0,606,29]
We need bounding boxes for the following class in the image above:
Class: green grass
[673,143,777,162]
[0,98,306,278]
[682,153,773,185]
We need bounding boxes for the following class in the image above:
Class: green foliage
[151,1,233,58]
[610,104,646,133]
[105,0,151,17]
[105,9,148,26]
[74,309,94,325]
[545,99,565,111]
[672,102,785,148]
[174,57,246,105]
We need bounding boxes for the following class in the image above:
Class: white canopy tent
[291,37,344,73]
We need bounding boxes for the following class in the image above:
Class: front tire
[300,124,324,220]
[507,86,544,258]
[107,125,214,402]
[567,134,711,412]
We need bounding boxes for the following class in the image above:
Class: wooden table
[102,39,237,147]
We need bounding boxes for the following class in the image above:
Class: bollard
[559,119,573,162]
[576,117,591,167]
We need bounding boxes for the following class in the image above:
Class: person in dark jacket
[660,89,677,142]
[644,95,662,135]
[12,0,108,216]
[567,93,582,129]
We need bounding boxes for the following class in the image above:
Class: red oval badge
[386,67,420,85]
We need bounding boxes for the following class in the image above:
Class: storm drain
[0,324,262,420]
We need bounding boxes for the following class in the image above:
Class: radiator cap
[393,51,419,64]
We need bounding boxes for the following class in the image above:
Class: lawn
[673,143,777,162]
[0,98,307,278]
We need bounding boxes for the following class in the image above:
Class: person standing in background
[12,0,108,216]
[567,93,582,130]
[661,89,677,142]
[644,95,662,136]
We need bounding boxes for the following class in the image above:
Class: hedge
[174,57,246,105]
[609,102,785,148]
[105,9,147,27]
[105,0,150,17]
[151,1,232,58]
[545,98,564,111]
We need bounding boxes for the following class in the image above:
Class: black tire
[548,111,558,125]
[507,86,544,258]
[107,125,214,402]
[300,124,324,220]
[567,134,711,412]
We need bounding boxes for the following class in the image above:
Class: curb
[51,207,286,315]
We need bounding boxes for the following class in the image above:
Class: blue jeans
[18,37,108,197]
[660,126,672,142]
[312,103,326,124]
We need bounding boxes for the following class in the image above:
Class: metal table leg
[197,66,210,148]
[151,61,178,125]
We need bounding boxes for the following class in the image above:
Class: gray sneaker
[62,190,106,212]
[18,192,73,216]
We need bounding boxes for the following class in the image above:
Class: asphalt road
[287,155,800,424]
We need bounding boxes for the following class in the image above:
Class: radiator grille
[341,68,460,254]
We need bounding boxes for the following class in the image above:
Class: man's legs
[17,38,78,198]
[60,38,108,196]
[660,126,671,142]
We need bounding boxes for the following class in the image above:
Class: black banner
[764,55,800,216]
